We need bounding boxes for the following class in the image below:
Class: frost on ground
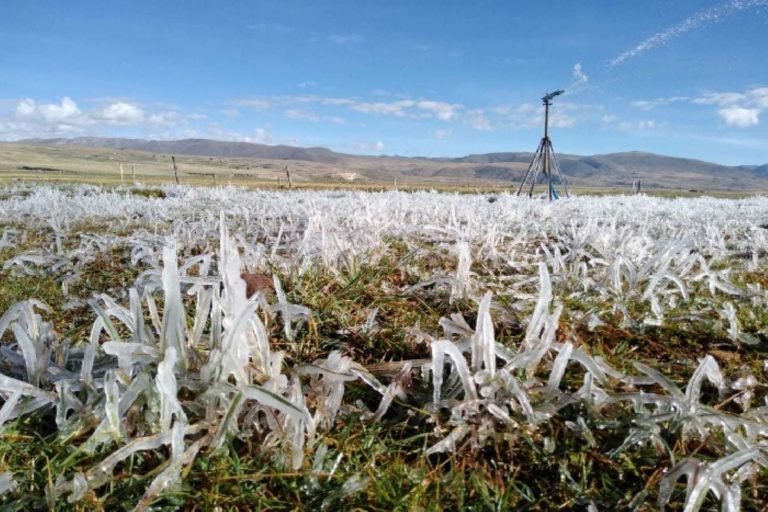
[0,183,767,510]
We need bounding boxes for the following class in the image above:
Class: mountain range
[14,137,768,190]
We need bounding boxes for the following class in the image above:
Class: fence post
[172,156,180,184]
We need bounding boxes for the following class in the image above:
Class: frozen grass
[0,183,767,510]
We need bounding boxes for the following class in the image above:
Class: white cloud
[631,87,768,128]
[551,114,576,128]
[284,109,345,124]
[751,87,768,108]
[100,102,144,124]
[488,101,589,130]
[205,124,275,144]
[352,140,385,153]
[718,106,760,127]
[415,100,460,121]
[232,98,273,110]
[675,132,768,149]
[631,96,689,110]
[234,95,355,109]
[250,127,273,144]
[285,109,319,122]
[311,96,356,106]
[491,103,536,117]
[147,111,187,125]
[0,96,203,140]
[353,100,414,117]
[466,112,493,131]
[693,86,768,127]
[618,120,664,131]
[693,92,747,106]
[2,97,86,138]
[435,128,453,139]
[233,94,465,125]
[16,97,81,123]
[351,99,462,121]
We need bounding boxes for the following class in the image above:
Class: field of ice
[0,183,767,510]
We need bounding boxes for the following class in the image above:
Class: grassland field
[0,166,766,510]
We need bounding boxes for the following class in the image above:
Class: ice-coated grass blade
[242,384,310,424]
[159,243,187,369]
[430,340,477,403]
[157,347,186,431]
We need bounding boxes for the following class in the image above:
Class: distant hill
[14,137,768,191]
[752,164,768,178]
[19,137,344,164]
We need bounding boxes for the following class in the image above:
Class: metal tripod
[516,90,570,200]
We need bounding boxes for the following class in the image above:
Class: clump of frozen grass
[0,227,385,507]
[658,448,764,512]
[423,262,768,509]
[450,241,472,302]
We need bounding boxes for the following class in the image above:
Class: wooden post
[213,173,217,185]
[120,163,124,182]
[285,165,292,189]
[172,156,180,184]
[132,164,136,180]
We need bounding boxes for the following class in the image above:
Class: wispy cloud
[411,43,434,52]
[284,108,344,124]
[676,132,768,149]
[232,94,594,135]
[465,111,493,131]
[222,108,239,119]
[631,96,690,110]
[610,0,768,66]
[698,87,768,126]
[618,120,666,131]
[488,101,587,130]
[231,98,273,110]
[328,33,364,44]
[692,92,749,105]
[352,99,462,121]
[205,124,276,144]
[235,95,463,123]
[352,140,385,153]
[630,87,768,127]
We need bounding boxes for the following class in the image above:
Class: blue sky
[1,0,767,164]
